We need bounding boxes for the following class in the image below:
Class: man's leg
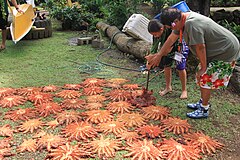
[159,67,172,96]
[1,29,7,49]
[201,87,211,106]
[186,60,235,119]
[186,87,210,118]
[178,69,187,99]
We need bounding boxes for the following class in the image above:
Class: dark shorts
[159,52,188,70]
[0,8,8,30]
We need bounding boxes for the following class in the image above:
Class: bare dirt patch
[213,113,240,160]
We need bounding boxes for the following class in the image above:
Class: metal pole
[146,70,150,91]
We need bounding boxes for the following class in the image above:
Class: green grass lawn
[0,19,240,160]
[0,31,100,87]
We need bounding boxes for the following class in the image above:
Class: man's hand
[16,8,24,14]
[145,54,162,70]
[16,7,24,14]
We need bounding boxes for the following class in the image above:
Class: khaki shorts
[196,61,236,89]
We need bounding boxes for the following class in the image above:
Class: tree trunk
[187,0,211,16]
[96,22,151,60]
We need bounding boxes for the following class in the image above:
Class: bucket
[172,1,190,12]
[154,1,190,20]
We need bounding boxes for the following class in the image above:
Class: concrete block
[92,39,104,48]
[77,37,92,45]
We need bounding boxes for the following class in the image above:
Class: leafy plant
[77,0,106,18]
[219,20,240,65]
[220,20,240,40]
[106,0,142,29]
[149,0,166,14]
[147,0,180,15]
[76,0,108,31]
[46,0,94,30]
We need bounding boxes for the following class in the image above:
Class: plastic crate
[154,1,190,20]
[122,14,153,43]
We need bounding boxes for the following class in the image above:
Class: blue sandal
[187,99,202,109]
[187,106,209,119]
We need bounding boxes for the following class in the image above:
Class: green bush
[43,0,240,33]
[77,0,106,18]
[45,0,146,31]
[146,0,181,14]
[220,20,240,40]
[46,0,94,30]
[76,0,108,31]
[219,20,240,64]
[106,0,142,29]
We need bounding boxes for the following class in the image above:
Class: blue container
[172,1,190,12]
[154,1,190,20]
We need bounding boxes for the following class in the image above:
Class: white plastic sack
[26,0,35,7]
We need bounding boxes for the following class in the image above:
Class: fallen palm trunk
[96,22,151,60]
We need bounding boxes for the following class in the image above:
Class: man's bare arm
[194,43,207,81]
[195,43,207,71]
[157,31,179,56]
[145,31,179,70]
[11,0,19,9]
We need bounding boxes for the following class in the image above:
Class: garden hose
[96,31,141,72]
[71,30,164,86]
[78,62,115,77]
[95,31,165,86]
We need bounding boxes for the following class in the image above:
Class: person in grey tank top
[145,7,240,119]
